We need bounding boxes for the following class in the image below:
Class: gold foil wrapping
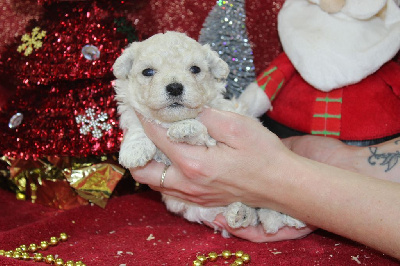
[64,162,125,208]
[1,155,126,209]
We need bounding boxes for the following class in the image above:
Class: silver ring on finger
[160,164,170,188]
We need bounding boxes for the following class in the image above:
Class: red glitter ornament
[2,2,130,89]
[0,1,135,159]
[0,80,123,159]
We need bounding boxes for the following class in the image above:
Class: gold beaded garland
[55,258,64,265]
[5,251,12,257]
[22,252,30,260]
[45,254,55,264]
[0,233,86,266]
[50,236,59,245]
[197,255,207,262]
[208,251,218,261]
[235,250,244,258]
[34,253,44,262]
[193,250,251,265]
[60,233,68,241]
[234,258,244,265]
[0,233,248,265]
[241,253,251,263]
[65,261,75,266]
[222,250,232,259]
[29,243,39,252]
[12,251,22,259]
[40,241,49,250]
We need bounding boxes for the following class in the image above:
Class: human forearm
[283,136,400,182]
[345,138,400,182]
[271,153,400,259]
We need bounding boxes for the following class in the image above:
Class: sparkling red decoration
[0,1,134,159]
[2,2,130,89]
[0,80,122,159]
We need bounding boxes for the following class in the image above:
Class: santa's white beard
[278,0,400,91]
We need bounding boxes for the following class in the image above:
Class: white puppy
[113,31,305,236]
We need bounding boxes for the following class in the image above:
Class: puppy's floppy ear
[203,44,230,80]
[113,43,138,79]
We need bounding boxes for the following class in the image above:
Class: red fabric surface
[1,190,398,265]
[262,53,400,141]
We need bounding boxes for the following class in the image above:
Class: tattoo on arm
[368,140,400,172]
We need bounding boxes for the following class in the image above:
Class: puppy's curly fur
[113,31,305,236]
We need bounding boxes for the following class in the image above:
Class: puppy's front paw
[119,138,156,168]
[224,202,258,229]
[168,119,215,146]
[258,209,286,234]
[284,215,306,229]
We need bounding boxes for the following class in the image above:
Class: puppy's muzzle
[166,83,184,96]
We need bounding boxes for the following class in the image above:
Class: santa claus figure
[242,0,400,145]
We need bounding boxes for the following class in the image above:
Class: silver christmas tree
[199,0,255,99]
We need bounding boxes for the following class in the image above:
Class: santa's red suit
[257,53,400,143]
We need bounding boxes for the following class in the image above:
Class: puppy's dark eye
[190,66,201,74]
[142,68,155,77]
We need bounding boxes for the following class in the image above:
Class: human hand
[207,214,316,242]
[282,135,349,166]
[205,135,357,241]
[130,108,290,208]
[204,135,345,241]
[130,108,317,241]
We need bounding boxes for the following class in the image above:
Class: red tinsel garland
[2,2,129,89]
[1,80,122,159]
[0,1,131,159]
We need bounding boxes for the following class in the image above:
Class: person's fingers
[137,112,209,163]
[199,108,282,151]
[130,160,214,202]
[138,108,246,150]
[136,113,173,149]
[130,160,165,187]
[198,108,255,149]
[137,108,258,151]
[130,161,194,191]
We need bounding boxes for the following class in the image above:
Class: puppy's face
[113,32,229,123]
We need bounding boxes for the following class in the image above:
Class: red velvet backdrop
[1,190,399,265]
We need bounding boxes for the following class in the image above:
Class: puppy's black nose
[166,83,184,96]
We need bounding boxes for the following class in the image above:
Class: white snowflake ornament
[75,108,112,139]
